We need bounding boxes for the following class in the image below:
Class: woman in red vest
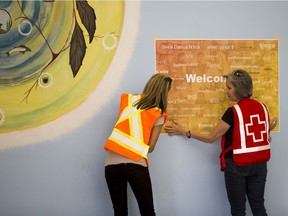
[164,69,278,216]
[104,74,172,216]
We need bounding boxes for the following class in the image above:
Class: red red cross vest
[220,98,271,170]
[104,93,167,162]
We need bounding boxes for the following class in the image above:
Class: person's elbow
[202,137,216,144]
[206,139,215,144]
[148,147,155,153]
[201,135,219,144]
[205,131,225,143]
[268,135,272,142]
[147,141,157,153]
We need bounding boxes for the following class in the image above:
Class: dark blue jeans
[105,163,156,216]
[224,158,268,216]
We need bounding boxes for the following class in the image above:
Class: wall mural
[0,0,140,150]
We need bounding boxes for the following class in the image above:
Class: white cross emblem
[245,114,267,142]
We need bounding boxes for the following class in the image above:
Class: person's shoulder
[120,92,131,97]
[223,107,234,117]
[226,107,233,112]
[251,98,267,107]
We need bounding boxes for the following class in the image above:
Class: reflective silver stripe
[121,107,136,120]
[260,102,270,141]
[131,114,141,140]
[233,103,270,155]
[124,95,142,140]
[234,105,246,149]
[233,144,270,154]
[111,129,149,156]
[118,95,140,121]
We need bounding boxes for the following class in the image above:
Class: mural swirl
[0,0,123,132]
[0,0,139,149]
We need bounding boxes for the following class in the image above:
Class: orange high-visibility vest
[104,93,167,162]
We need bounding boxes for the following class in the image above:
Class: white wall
[0,1,287,216]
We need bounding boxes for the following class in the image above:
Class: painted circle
[18,20,33,36]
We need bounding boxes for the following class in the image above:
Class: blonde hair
[134,74,172,113]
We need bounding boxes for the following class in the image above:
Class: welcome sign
[155,39,279,133]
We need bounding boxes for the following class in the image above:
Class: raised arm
[164,120,230,144]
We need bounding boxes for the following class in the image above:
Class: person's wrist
[185,130,191,139]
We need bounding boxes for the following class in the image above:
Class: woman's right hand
[164,120,188,136]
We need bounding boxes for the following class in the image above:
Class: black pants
[225,158,268,216]
[105,163,156,216]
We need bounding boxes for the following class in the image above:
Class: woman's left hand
[270,117,278,131]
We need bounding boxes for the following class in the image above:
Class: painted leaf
[76,0,97,44]
[69,20,87,77]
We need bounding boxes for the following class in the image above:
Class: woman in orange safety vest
[164,69,278,216]
[104,74,172,216]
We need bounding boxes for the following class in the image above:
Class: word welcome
[185,74,226,83]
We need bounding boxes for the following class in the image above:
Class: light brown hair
[134,74,172,113]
